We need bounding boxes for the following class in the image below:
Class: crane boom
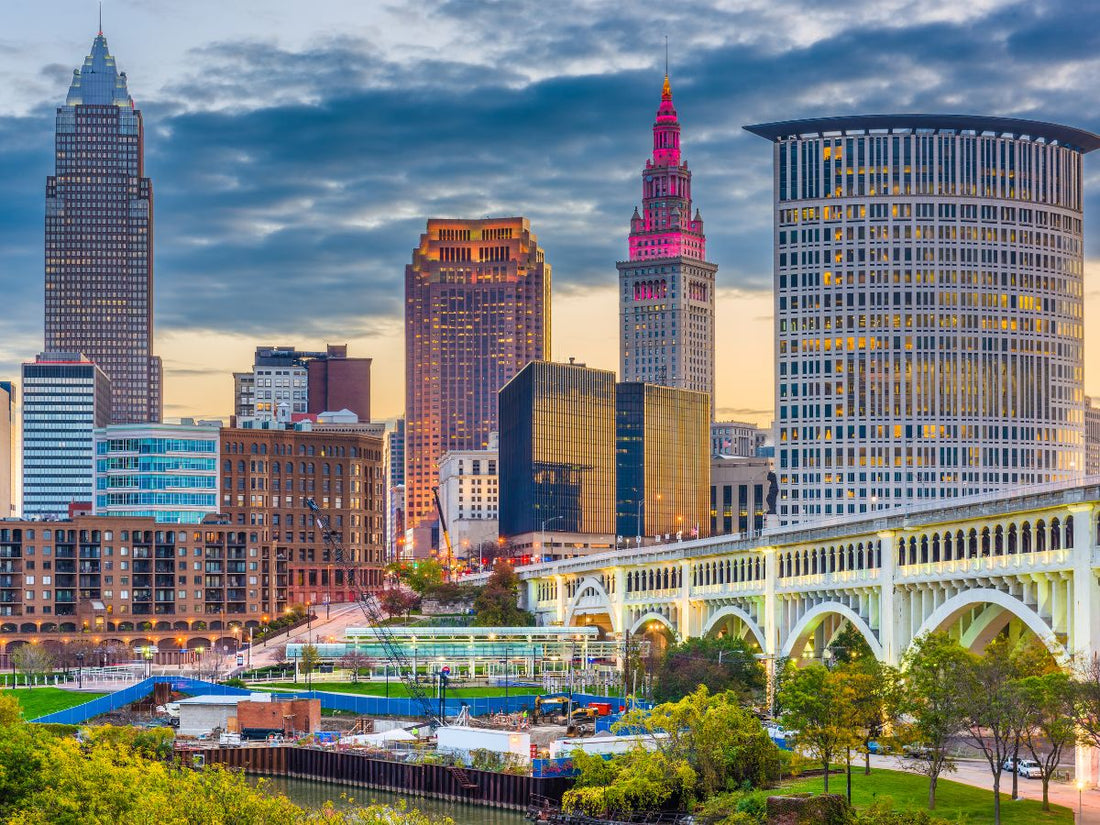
[432,486,454,580]
[306,497,441,726]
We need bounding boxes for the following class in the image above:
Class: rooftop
[744,114,1100,153]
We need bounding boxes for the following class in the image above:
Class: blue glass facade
[94,425,219,524]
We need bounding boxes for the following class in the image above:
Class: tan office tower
[45,29,161,423]
[404,218,550,555]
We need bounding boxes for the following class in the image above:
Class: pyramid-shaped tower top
[656,74,677,123]
[65,32,133,108]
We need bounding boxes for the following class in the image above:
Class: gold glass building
[616,383,710,539]
[499,361,617,538]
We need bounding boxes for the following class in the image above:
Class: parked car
[904,744,932,759]
[867,740,891,755]
[1002,757,1019,772]
[1017,759,1043,779]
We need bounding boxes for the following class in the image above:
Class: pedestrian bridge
[506,482,1100,670]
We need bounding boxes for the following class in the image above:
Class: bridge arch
[909,588,1070,665]
[701,605,766,650]
[628,611,677,638]
[564,576,619,634]
[781,602,883,661]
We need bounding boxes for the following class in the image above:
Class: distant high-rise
[1086,398,1100,476]
[45,30,160,424]
[745,114,1100,522]
[405,218,550,550]
[618,74,717,400]
[0,382,14,517]
[235,345,371,423]
[22,353,112,518]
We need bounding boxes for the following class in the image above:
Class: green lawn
[250,681,541,698]
[2,687,106,719]
[781,766,1072,824]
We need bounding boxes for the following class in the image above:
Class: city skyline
[0,2,1099,429]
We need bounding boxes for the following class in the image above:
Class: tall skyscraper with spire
[618,72,717,402]
[45,28,161,423]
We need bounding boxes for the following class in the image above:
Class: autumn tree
[651,636,765,703]
[299,644,321,686]
[473,559,534,627]
[778,663,859,794]
[378,586,418,621]
[897,633,971,811]
[338,650,370,684]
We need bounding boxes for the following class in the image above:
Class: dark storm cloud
[1,0,1098,374]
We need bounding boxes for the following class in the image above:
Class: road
[243,602,366,670]
[870,754,1100,822]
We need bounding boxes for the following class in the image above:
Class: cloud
[0,0,1098,420]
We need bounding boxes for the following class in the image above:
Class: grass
[781,766,1073,824]
[249,681,541,698]
[2,687,107,719]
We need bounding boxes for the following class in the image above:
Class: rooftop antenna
[98,1,103,35]
[665,35,668,77]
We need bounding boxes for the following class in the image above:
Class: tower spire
[98,1,103,35]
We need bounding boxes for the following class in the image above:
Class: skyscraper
[745,114,1100,522]
[618,75,717,399]
[45,30,160,424]
[405,218,550,551]
[22,353,112,518]
[615,382,711,540]
[0,382,13,518]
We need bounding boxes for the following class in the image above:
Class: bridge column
[553,574,566,625]
[763,547,778,656]
[613,569,627,636]
[878,531,900,666]
[1070,504,1100,787]
[678,560,693,639]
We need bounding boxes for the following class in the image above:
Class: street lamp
[75,651,84,689]
[541,516,564,562]
[1077,779,1084,819]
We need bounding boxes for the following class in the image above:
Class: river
[253,776,529,825]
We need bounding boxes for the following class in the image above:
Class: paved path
[870,754,1100,822]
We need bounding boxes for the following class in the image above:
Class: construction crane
[305,497,441,726]
[432,486,455,581]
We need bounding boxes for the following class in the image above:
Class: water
[253,775,528,825]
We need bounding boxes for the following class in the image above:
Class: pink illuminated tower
[618,73,717,402]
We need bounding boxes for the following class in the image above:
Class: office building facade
[236,345,371,423]
[1087,397,1100,477]
[499,361,617,552]
[405,217,550,548]
[22,353,112,518]
[0,382,13,518]
[710,456,771,536]
[384,418,405,560]
[94,423,220,524]
[219,426,386,606]
[437,440,499,562]
[45,31,161,424]
[711,420,766,458]
[745,114,1099,522]
[0,516,286,625]
[618,75,717,399]
[615,382,711,540]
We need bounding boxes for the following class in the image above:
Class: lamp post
[75,651,84,689]
[541,516,563,562]
[247,627,253,669]
[1078,779,1083,820]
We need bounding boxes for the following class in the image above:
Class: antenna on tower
[665,35,669,77]
[98,1,103,35]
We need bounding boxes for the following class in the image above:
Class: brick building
[219,426,386,606]
[0,515,286,633]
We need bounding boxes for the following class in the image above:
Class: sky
[1,0,1099,427]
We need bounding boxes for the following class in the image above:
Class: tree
[338,650,370,684]
[404,559,445,595]
[778,663,859,794]
[11,645,54,683]
[651,636,765,703]
[961,638,1024,825]
[378,586,418,621]
[472,559,534,627]
[562,687,781,814]
[897,633,971,811]
[825,622,875,666]
[833,659,900,779]
[1019,672,1078,811]
[299,644,320,685]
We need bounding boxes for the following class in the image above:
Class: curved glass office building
[745,115,1100,522]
